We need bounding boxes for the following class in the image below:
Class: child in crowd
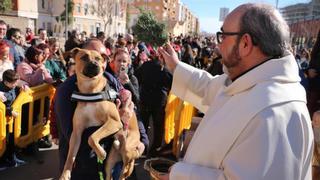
[0,41,14,81]
[66,59,75,77]
[0,70,26,170]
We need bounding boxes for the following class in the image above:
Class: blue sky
[181,0,311,33]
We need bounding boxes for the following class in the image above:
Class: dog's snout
[83,61,100,78]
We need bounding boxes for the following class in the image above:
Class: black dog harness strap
[71,84,118,102]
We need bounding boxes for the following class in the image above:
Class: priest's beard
[222,40,241,70]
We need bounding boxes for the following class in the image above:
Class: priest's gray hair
[239,4,290,57]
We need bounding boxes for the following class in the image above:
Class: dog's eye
[95,57,103,61]
[80,54,90,62]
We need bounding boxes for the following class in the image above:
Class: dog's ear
[70,48,81,58]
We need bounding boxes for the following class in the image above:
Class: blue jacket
[0,82,19,116]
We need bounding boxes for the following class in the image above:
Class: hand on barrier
[42,117,47,125]
[17,80,30,91]
[12,110,19,118]
[0,91,7,102]
[21,84,30,91]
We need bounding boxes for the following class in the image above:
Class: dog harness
[71,84,118,102]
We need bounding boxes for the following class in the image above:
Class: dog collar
[71,84,118,102]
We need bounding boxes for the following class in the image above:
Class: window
[115,3,119,16]
[42,0,45,9]
[47,22,52,32]
[84,4,89,15]
[77,3,81,13]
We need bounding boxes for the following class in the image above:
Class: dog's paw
[96,150,107,161]
[60,170,71,180]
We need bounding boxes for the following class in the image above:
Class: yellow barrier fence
[164,93,196,157]
[164,94,182,144]
[13,84,55,148]
[0,102,6,157]
[172,101,195,156]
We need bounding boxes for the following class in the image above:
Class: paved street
[0,144,151,180]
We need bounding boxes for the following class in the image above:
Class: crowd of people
[0,2,319,179]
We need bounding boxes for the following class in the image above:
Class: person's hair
[82,38,111,62]
[38,28,45,35]
[0,20,7,26]
[36,43,49,51]
[113,48,129,61]
[117,37,126,48]
[70,30,79,39]
[26,27,32,32]
[300,48,310,60]
[82,38,101,49]
[0,40,10,53]
[48,37,58,46]
[25,46,43,64]
[97,31,105,39]
[183,44,193,58]
[6,28,21,40]
[31,38,43,46]
[239,4,290,57]
[3,69,19,83]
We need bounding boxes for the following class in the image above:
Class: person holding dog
[157,3,313,180]
[55,39,145,179]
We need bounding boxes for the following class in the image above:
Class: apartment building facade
[0,0,127,38]
[128,0,199,36]
[280,0,320,48]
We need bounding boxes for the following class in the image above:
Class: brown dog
[60,48,140,180]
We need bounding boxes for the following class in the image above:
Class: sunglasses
[14,35,22,39]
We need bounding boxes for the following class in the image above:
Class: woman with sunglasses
[6,28,24,68]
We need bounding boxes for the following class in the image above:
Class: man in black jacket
[135,57,172,157]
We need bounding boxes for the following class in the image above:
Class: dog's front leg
[60,125,84,180]
[88,117,123,161]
